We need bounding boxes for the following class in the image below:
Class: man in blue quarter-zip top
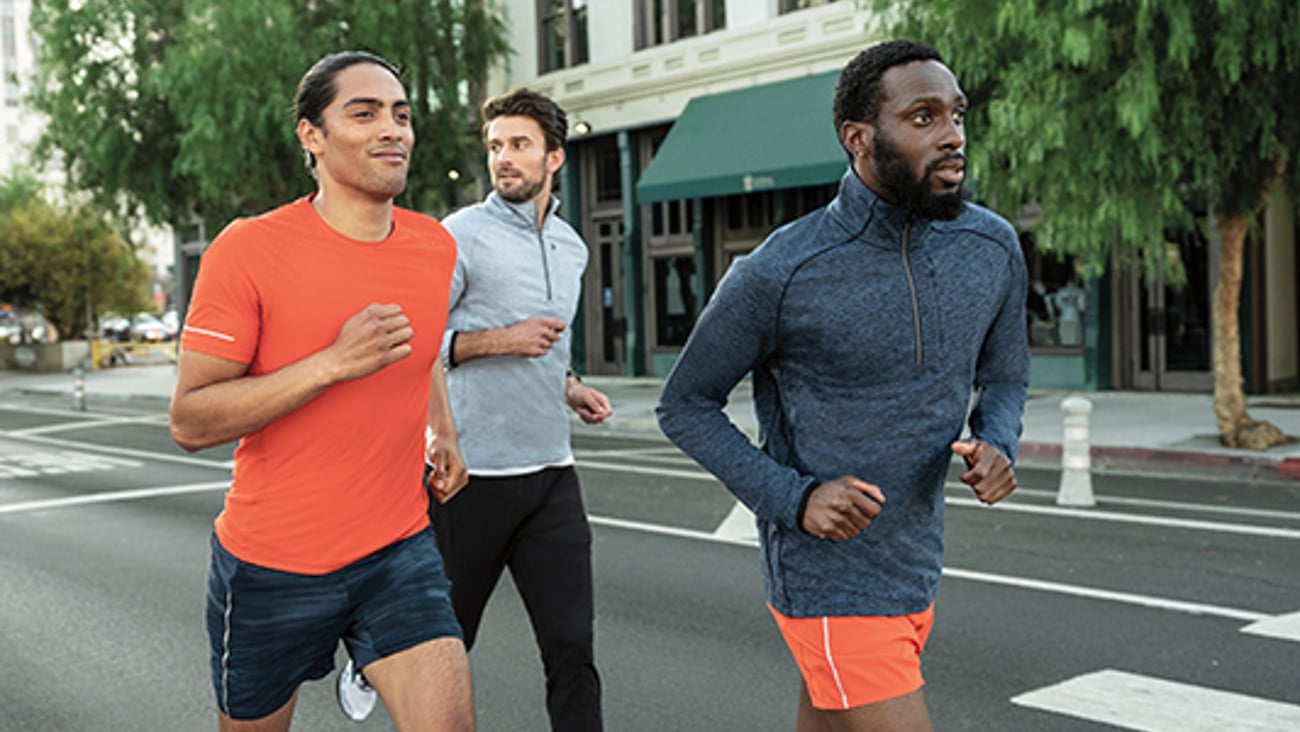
[657,40,1029,732]
[432,87,611,732]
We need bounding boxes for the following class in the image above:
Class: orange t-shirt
[181,198,455,574]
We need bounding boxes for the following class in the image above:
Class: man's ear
[547,145,566,176]
[297,118,324,159]
[839,121,873,159]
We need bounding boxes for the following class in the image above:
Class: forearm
[169,351,336,452]
[426,363,458,440]
[448,327,509,365]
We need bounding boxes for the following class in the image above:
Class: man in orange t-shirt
[169,51,473,732]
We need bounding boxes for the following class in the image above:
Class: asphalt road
[1,395,1298,731]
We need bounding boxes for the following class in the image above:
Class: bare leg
[217,688,299,732]
[796,681,833,732]
[363,637,475,732]
[823,689,934,732]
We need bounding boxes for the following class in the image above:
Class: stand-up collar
[486,191,563,231]
[826,167,916,250]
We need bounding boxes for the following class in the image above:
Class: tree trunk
[1211,212,1292,449]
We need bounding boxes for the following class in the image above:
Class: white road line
[579,452,700,467]
[946,495,1300,540]
[10,415,169,436]
[588,515,1277,625]
[578,460,718,481]
[713,502,758,543]
[940,568,1268,622]
[579,459,1300,538]
[0,432,233,471]
[1241,611,1300,642]
[0,480,229,515]
[589,515,756,547]
[1011,669,1300,731]
[1002,486,1300,523]
[575,446,686,458]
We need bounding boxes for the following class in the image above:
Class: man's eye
[953,109,966,124]
[912,110,933,125]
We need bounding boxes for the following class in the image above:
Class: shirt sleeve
[655,255,817,530]
[968,238,1030,462]
[439,221,469,368]
[179,219,263,365]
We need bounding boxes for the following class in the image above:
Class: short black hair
[833,40,944,132]
[481,88,568,152]
[294,51,403,170]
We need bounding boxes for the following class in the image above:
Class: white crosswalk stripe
[0,448,144,478]
[1011,669,1300,731]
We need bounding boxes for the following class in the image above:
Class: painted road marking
[713,501,758,543]
[940,568,1267,622]
[0,480,229,515]
[580,459,1300,539]
[1241,611,1300,643]
[1005,486,1300,523]
[0,448,144,478]
[578,460,718,481]
[0,432,232,471]
[1011,669,1300,731]
[589,516,1300,635]
[945,496,1300,540]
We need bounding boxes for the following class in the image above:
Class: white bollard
[1057,396,1095,507]
[72,363,86,412]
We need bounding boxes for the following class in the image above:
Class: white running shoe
[336,658,377,722]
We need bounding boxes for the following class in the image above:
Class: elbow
[168,409,208,453]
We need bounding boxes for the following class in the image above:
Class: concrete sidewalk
[2,364,1298,483]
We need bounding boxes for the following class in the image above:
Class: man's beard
[494,173,545,204]
[872,129,966,221]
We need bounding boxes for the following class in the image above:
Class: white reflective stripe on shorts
[222,590,233,714]
[822,616,850,710]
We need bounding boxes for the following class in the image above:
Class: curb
[1018,441,1300,483]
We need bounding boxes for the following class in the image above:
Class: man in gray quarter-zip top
[657,40,1029,732]
[432,87,611,732]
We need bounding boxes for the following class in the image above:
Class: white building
[489,0,874,376]
[0,0,44,181]
[0,0,175,290]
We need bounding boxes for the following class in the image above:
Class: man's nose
[938,114,964,151]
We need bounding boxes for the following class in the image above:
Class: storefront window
[653,256,697,347]
[1022,231,1086,348]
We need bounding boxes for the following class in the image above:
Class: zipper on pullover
[537,229,553,300]
[900,220,923,364]
[506,202,555,301]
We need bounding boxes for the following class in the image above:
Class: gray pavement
[2,363,1298,483]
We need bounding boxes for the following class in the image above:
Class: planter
[0,340,92,372]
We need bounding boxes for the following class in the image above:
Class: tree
[29,0,510,233]
[0,175,152,339]
[868,0,1300,449]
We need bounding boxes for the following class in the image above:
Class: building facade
[489,0,1299,393]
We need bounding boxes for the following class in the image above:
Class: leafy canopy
[865,0,1300,274]
[0,173,151,338]
[29,0,510,232]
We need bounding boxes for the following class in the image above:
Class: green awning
[635,71,846,204]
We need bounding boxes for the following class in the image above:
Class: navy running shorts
[205,528,462,720]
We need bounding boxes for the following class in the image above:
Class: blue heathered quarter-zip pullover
[441,192,588,473]
[656,169,1029,617]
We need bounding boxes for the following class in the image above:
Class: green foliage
[865,0,1300,276]
[0,180,151,338]
[29,0,510,231]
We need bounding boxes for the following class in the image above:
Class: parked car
[161,309,180,338]
[99,315,131,342]
[130,312,171,342]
